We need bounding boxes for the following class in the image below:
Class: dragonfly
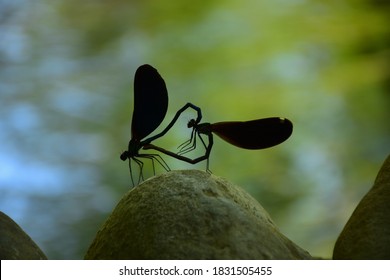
[143,106,293,170]
[120,64,201,186]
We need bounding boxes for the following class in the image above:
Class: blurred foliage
[0,0,389,259]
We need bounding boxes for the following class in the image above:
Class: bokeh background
[1,0,389,259]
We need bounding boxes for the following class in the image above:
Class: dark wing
[210,117,293,149]
[131,64,168,141]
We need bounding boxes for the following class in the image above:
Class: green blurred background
[0,0,389,259]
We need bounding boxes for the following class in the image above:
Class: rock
[85,170,312,259]
[0,211,47,260]
[333,155,390,259]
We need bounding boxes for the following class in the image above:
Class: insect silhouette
[120,65,202,186]
[144,112,293,171]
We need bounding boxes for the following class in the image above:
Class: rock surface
[85,170,312,259]
[333,155,390,259]
[0,211,47,260]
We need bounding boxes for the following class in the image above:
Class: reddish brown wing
[210,118,293,149]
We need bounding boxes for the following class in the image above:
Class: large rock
[333,155,390,259]
[0,211,47,260]
[85,170,312,259]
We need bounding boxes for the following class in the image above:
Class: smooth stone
[85,170,312,259]
[0,211,47,260]
[333,155,390,259]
